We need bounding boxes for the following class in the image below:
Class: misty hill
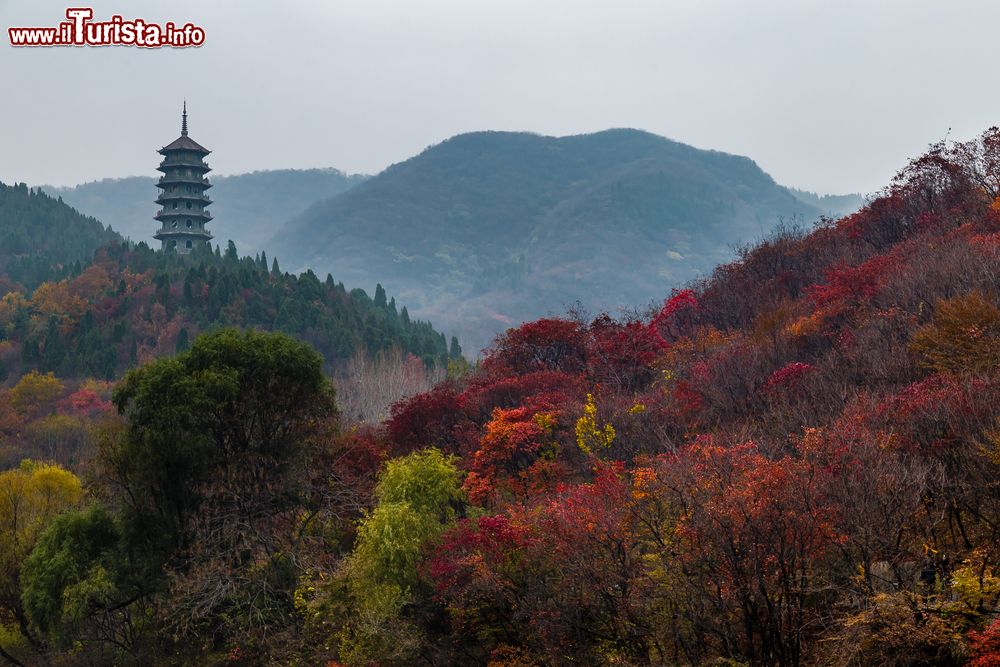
[270,129,825,352]
[43,168,367,254]
[788,187,865,218]
[0,181,121,289]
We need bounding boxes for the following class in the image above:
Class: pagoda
[154,102,213,253]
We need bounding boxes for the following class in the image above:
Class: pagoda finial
[181,100,188,136]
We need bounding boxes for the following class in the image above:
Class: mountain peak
[270,129,824,352]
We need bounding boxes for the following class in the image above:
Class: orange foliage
[910,290,1000,374]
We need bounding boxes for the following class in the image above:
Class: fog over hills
[270,129,856,352]
[38,130,860,352]
[43,168,367,254]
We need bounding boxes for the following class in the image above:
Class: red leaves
[765,361,815,391]
[648,288,698,343]
[464,400,566,505]
[670,380,703,417]
[806,254,895,310]
[587,315,665,391]
[968,619,1000,667]
[876,374,995,452]
[64,387,112,415]
[485,318,588,375]
[385,382,465,454]
[428,513,535,595]
[459,370,580,423]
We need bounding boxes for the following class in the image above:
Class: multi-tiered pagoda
[154,102,213,253]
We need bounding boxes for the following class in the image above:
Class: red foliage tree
[648,288,698,343]
[385,382,467,455]
[587,315,665,391]
[658,438,838,665]
[462,394,571,505]
[431,464,665,665]
[484,319,588,376]
[969,619,1000,667]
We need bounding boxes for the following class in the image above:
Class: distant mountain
[43,168,367,254]
[269,129,825,352]
[787,188,865,218]
[0,181,121,289]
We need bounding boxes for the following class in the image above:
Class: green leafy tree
[19,505,147,657]
[338,448,462,665]
[0,461,83,663]
[105,328,338,651]
[106,328,336,552]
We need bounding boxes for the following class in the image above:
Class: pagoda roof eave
[158,135,211,154]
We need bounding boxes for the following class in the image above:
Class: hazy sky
[1,0,997,194]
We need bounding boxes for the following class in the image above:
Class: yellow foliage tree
[910,290,1000,375]
[8,371,63,415]
[575,393,615,455]
[0,292,27,330]
[30,280,87,322]
[0,460,83,660]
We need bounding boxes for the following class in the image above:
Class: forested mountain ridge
[0,241,455,384]
[0,181,456,385]
[43,167,367,255]
[0,182,121,289]
[270,128,827,352]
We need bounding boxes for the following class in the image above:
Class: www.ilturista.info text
[8,8,205,47]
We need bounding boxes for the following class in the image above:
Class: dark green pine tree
[374,283,388,309]
[176,328,190,353]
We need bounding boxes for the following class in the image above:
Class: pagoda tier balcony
[156,192,213,206]
[157,160,211,173]
[154,228,214,241]
[157,175,211,188]
[155,209,213,221]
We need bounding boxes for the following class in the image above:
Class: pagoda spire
[181,100,188,136]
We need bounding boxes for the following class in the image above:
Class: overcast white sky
[1,0,997,193]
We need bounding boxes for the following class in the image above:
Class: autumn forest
[6,124,1000,667]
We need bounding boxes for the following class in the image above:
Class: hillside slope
[344,126,1000,665]
[269,129,824,352]
[43,168,366,254]
[0,181,121,289]
[0,179,454,383]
